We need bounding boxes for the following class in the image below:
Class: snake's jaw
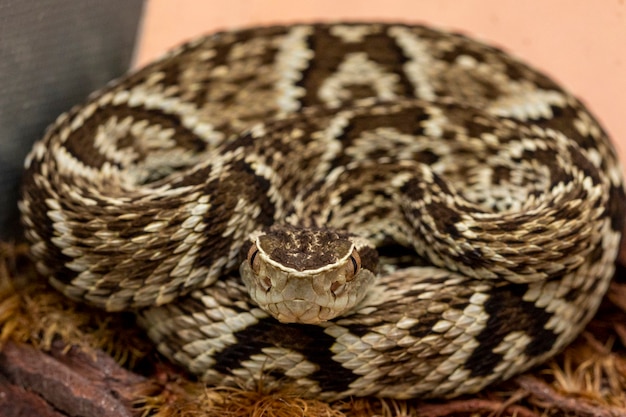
[239,225,378,324]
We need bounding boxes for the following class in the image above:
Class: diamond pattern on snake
[19,23,625,400]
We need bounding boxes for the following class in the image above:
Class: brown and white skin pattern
[19,23,625,400]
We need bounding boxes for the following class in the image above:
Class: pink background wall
[136,0,626,169]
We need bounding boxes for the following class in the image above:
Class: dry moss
[0,242,151,367]
[1,240,626,417]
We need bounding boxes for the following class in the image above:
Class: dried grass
[2,240,626,417]
[0,242,151,366]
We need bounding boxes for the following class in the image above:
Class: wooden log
[0,340,145,417]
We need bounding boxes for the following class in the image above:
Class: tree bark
[0,340,145,417]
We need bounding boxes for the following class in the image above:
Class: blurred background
[1,0,624,239]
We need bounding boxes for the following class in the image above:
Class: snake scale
[19,23,625,400]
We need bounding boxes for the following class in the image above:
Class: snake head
[240,224,378,324]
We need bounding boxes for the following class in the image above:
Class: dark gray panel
[0,0,145,239]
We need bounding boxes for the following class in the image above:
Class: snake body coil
[19,23,625,400]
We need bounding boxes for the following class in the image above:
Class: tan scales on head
[240,225,377,324]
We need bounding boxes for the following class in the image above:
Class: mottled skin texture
[19,23,625,400]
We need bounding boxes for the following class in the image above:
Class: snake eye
[346,249,361,282]
[247,244,261,274]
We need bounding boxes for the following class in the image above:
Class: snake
[18,23,625,400]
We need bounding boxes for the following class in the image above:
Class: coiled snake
[19,23,625,400]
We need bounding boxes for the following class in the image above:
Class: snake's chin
[264,300,335,324]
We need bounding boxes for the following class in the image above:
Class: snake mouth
[265,299,334,324]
